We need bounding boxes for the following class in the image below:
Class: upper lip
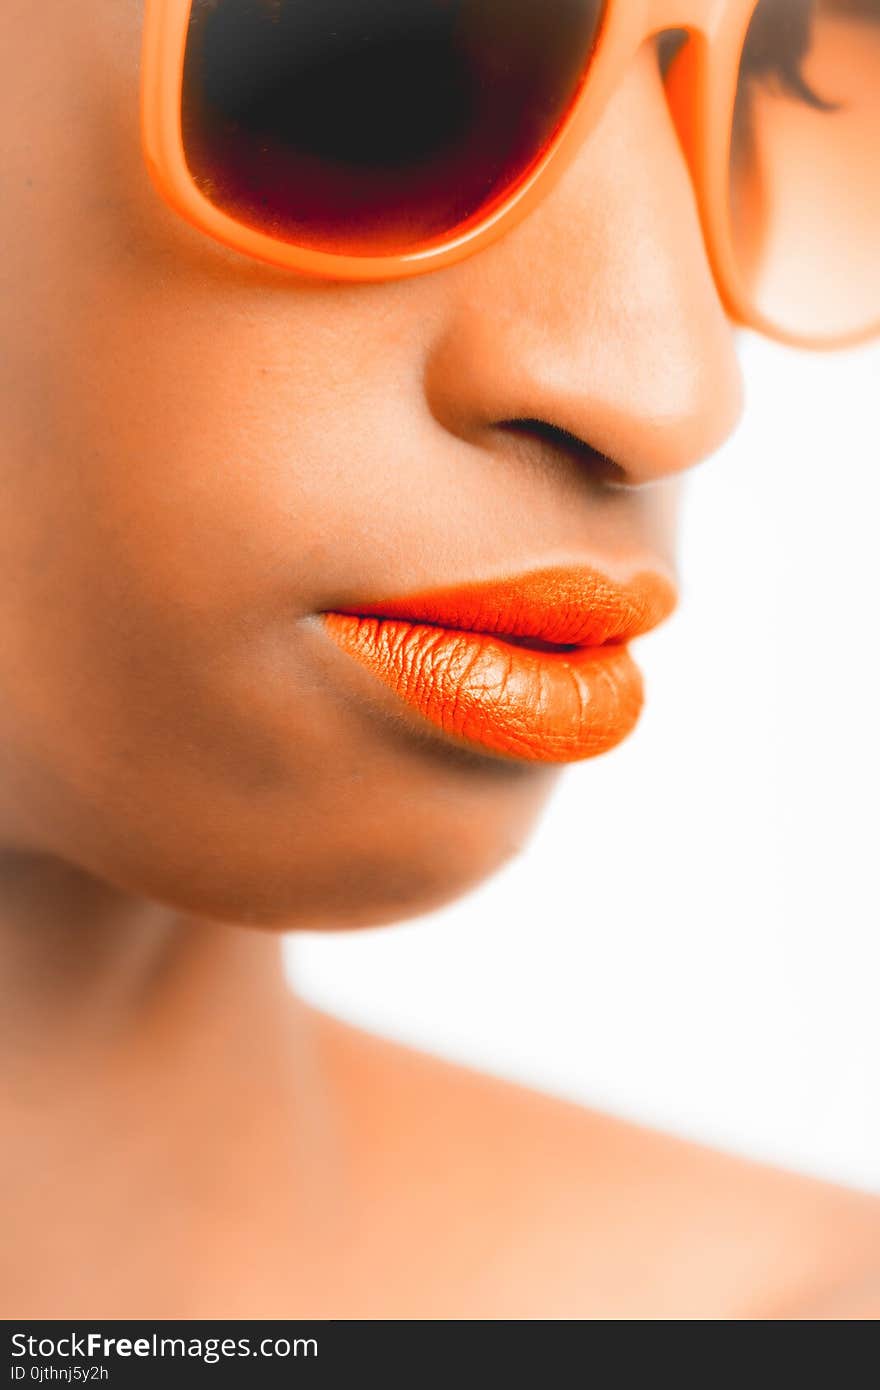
[328,565,677,650]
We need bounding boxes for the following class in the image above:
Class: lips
[321,566,677,763]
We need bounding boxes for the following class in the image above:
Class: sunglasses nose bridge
[645,0,747,37]
[666,33,734,290]
[661,27,706,162]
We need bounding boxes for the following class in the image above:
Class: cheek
[2,0,435,639]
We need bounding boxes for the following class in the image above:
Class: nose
[424,41,744,486]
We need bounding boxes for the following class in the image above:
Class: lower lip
[321,614,645,763]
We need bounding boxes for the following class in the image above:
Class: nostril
[498,418,629,489]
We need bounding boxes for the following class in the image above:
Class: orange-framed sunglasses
[142,0,880,348]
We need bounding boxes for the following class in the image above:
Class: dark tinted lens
[730,0,880,339]
[181,0,605,254]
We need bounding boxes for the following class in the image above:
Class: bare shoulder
[309,1004,880,1319]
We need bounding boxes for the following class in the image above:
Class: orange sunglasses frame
[141,0,880,350]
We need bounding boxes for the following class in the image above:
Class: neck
[0,850,291,1063]
[0,850,347,1316]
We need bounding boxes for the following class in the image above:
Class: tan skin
[2,1,878,1319]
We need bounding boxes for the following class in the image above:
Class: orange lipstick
[321,567,677,763]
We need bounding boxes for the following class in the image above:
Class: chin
[122,788,553,933]
[36,721,560,932]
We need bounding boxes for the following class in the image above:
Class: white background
[287,332,879,1194]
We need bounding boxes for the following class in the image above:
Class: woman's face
[0,2,742,929]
